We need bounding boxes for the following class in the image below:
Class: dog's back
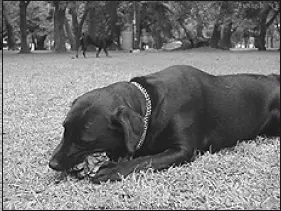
[132,65,280,150]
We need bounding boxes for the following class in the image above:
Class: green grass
[3,48,280,210]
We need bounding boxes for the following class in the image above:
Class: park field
[2,48,280,210]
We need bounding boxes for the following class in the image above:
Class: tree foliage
[2,1,280,51]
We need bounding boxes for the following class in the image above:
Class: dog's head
[49,96,144,171]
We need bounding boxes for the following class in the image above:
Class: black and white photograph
[2,1,280,210]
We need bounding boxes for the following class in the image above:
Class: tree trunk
[88,7,96,39]
[196,13,204,38]
[256,24,267,51]
[19,1,30,53]
[107,1,122,49]
[243,29,249,48]
[31,33,37,50]
[87,7,96,51]
[219,20,238,50]
[135,1,141,49]
[54,2,67,52]
[210,1,232,49]
[177,18,194,48]
[64,16,75,50]
[151,26,163,49]
[155,32,163,50]
[210,22,221,48]
[130,1,141,49]
[70,2,90,56]
[107,1,118,36]
[270,36,273,48]
[37,35,47,50]
[254,2,279,51]
[276,21,280,50]
[70,2,79,52]
[3,3,16,50]
[245,37,249,48]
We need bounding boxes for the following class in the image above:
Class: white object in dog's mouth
[71,152,109,175]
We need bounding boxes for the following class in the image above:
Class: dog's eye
[72,142,84,150]
[74,138,96,149]
[84,121,93,129]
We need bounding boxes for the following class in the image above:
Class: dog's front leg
[90,148,190,183]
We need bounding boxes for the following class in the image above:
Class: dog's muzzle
[49,159,63,171]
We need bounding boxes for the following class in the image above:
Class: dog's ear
[111,106,144,155]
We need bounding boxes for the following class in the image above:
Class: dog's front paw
[89,161,128,184]
[67,162,88,180]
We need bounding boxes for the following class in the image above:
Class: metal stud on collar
[131,81,152,150]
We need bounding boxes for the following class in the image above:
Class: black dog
[76,33,114,58]
[49,65,280,183]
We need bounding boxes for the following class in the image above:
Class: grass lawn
[2,48,280,210]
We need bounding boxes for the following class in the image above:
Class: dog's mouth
[53,150,131,183]
[54,152,107,184]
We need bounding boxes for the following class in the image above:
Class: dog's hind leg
[260,88,280,136]
[103,48,109,57]
[96,48,102,58]
[82,47,87,58]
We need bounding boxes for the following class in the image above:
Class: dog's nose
[49,159,63,171]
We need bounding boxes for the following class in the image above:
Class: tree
[243,28,250,48]
[3,1,51,51]
[3,2,16,50]
[275,14,280,50]
[107,1,119,38]
[256,2,278,50]
[19,1,51,50]
[53,1,67,52]
[0,0,3,48]
[64,12,75,50]
[176,1,212,48]
[244,1,280,50]
[168,1,195,48]
[209,2,224,48]
[219,19,241,49]
[19,1,31,53]
[87,6,96,43]
[130,1,141,49]
[210,1,240,49]
[69,1,91,53]
[141,1,190,49]
[195,8,204,39]
[36,34,47,50]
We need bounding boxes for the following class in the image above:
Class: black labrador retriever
[49,65,280,183]
[76,33,114,58]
